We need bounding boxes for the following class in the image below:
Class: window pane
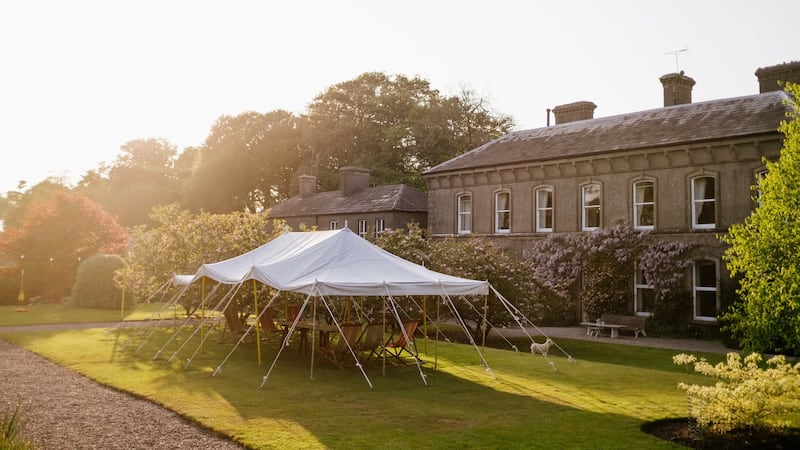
[584,185,600,206]
[637,204,654,226]
[459,195,472,213]
[636,287,655,313]
[696,290,717,317]
[635,181,653,203]
[696,261,716,287]
[497,192,509,210]
[585,207,600,228]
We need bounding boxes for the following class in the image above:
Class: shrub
[71,254,125,309]
[674,352,800,434]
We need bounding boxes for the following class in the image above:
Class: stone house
[422,61,800,326]
[269,166,427,237]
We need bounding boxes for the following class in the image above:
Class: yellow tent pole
[253,280,261,366]
[201,278,205,353]
[423,296,428,354]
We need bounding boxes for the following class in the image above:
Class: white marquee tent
[138,228,553,388]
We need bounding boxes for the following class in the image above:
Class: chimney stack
[755,61,800,93]
[298,174,317,197]
[660,71,695,107]
[551,101,597,125]
[339,166,370,196]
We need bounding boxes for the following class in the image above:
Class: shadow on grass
[5,326,691,449]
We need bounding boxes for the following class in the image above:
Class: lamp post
[16,255,27,312]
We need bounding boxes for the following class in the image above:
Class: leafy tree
[722,83,800,355]
[183,110,304,214]
[78,138,181,226]
[0,189,129,301]
[124,205,285,314]
[71,254,125,309]
[304,72,513,191]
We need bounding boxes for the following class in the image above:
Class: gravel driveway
[0,338,247,450]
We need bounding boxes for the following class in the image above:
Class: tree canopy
[0,188,129,300]
[722,83,800,355]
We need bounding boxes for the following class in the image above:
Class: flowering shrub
[673,352,800,433]
[526,224,691,321]
[375,224,545,335]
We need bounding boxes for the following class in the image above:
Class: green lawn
[0,303,183,326]
[0,308,725,449]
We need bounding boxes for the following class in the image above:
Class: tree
[304,72,513,191]
[78,138,181,226]
[183,110,304,214]
[124,205,284,313]
[71,254,126,309]
[0,189,129,301]
[722,83,800,355]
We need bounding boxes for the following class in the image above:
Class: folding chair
[358,323,385,361]
[220,306,247,342]
[380,320,421,363]
[317,323,363,369]
[258,307,283,339]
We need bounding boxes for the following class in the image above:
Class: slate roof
[424,91,790,175]
[269,184,428,218]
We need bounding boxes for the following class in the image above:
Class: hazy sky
[1,0,797,194]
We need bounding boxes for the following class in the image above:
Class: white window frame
[329,220,339,230]
[358,219,368,238]
[633,180,655,230]
[457,194,472,235]
[494,191,511,234]
[691,176,716,229]
[633,267,654,316]
[581,183,601,231]
[375,218,385,235]
[692,259,719,322]
[535,187,554,233]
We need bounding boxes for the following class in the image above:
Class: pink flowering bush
[376,224,545,337]
[527,224,691,323]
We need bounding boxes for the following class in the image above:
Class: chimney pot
[755,61,800,93]
[551,101,597,125]
[339,166,370,196]
[660,72,695,107]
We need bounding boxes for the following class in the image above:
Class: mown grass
[0,303,183,326]
[0,313,726,450]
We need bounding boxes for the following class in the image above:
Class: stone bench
[600,314,647,338]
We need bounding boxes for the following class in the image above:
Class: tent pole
[319,293,373,389]
[481,294,488,350]
[213,291,279,375]
[386,294,427,386]
[310,294,317,380]
[423,296,428,354]
[253,279,261,366]
[434,295,440,371]
[262,294,311,388]
[200,278,205,353]
[170,283,233,363]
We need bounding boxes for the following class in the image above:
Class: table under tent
[127,228,568,388]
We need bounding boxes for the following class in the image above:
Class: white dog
[530,338,553,357]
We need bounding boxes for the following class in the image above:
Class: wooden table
[580,322,625,338]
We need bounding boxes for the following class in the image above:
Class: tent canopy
[176,228,488,297]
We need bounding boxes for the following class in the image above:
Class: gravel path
[0,338,247,450]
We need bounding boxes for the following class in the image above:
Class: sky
[1,0,798,194]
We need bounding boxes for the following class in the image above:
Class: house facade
[269,166,427,238]
[423,61,800,325]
